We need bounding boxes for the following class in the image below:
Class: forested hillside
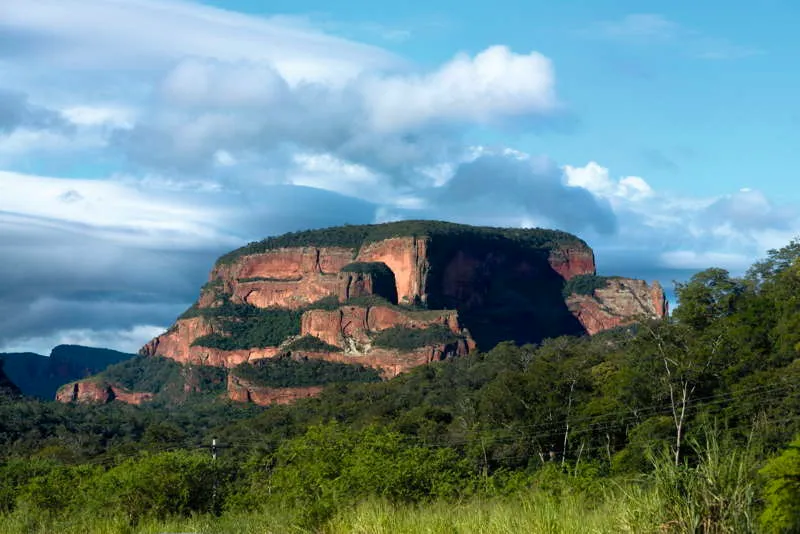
[1,241,799,532]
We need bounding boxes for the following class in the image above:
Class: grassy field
[0,482,742,534]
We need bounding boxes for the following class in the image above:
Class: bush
[192,307,303,350]
[232,356,381,388]
[760,434,800,533]
[562,274,614,297]
[285,336,342,353]
[101,356,182,393]
[87,451,227,523]
[372,325,462,351]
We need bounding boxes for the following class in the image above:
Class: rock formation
[59,221,668,406]
[567,279,669,335]
[226,375,323,406]
[55,380,153,405]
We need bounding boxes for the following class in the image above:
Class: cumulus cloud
[563,161,653,202]
[556,161,800,288]
[111,44,559,179]
[421,154,617,234]
[362,46,557,132]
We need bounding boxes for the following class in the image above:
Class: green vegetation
[285,335,342,353]
[2,238,800,531]
[99,356,227,403]
[191,306,303,350]
[232,356,381,388]
[372,325,463,351]
[759,434,800,533]
[562,274,614,297]
[216,220,587,266]
[101,356,184,393]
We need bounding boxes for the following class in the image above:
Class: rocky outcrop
[141,318,282,367]
[300,306,462,351]
[141,221,668,385]
[55,381,153,405]
[226,374,323,405]
[567,279,668,335]
[293,340,470,378]
[548,247,596,281]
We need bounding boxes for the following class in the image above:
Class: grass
[0,485,673,534]
[0,427,764,534]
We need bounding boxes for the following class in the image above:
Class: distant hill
[0,358,21,399]
[0,345,136,399]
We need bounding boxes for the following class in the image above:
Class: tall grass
[0,426,763,534]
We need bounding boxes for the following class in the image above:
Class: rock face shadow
[423,235,587,350]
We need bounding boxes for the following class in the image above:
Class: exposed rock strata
[226,375,323,405]
[567,279,668,335]
[55,381,153,405]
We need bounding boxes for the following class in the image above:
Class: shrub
[285,336,342,353]
[192,307,303,350]
[760,434,800,533]
[101,356,183,393]
[231,356,381,388]
[562,274,614,297]
[372,325,462,351]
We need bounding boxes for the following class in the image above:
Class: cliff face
[226,375,323,406]
[138,221,667,403]
[567,279,669,335]
[55,381,153,405]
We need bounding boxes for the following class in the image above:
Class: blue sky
[0,0,798,353]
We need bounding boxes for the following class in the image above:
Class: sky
[0,0,798,354]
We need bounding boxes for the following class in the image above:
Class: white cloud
[2,0,403,87]
[0,170,235,247]
[61,105,136,128]
[362,46,557,132]
[563,161,653,201]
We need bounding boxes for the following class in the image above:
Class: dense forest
[1,241,800,532]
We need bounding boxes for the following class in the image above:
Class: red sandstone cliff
[567,279,668,335]
[226,375,323,405]
[138,224,666,400]
[55,381,153,405]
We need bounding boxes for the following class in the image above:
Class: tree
[673,268,746,331]
[635,321,719,465]
[760,435,800,533]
